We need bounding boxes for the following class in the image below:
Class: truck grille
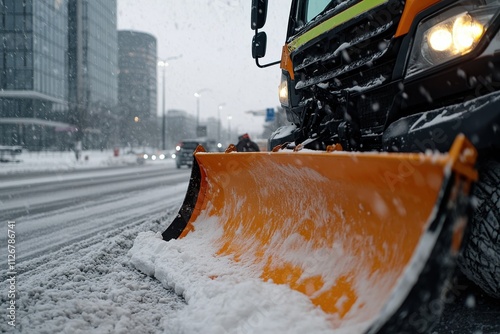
[291,0,405,132]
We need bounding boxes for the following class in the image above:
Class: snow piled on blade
[128,220,370,334]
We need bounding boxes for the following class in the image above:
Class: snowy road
[0,164,190,264]
[0,162,498,333]
[0,162,196,333]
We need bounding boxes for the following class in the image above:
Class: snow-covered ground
[1,150,497,334]
[1,151,340,334]
[2,218,184,334]
[0,148,149,175]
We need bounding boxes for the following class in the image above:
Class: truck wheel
[458,158,500,298]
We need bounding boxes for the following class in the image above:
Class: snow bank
[0,219,182,334]
[0,149,173,175]
[129,222,370,334]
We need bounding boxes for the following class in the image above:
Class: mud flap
[161,135,477,333]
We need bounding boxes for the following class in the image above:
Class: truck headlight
[428,14,483,53]
[406,4,496,78]
[278,73,290,107]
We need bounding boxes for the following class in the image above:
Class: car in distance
[175,139,206,168]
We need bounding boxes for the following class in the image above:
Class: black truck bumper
[383,90,500,153]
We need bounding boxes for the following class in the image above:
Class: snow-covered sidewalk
[0,149,171,175]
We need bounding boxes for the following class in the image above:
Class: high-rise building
[0,0,118,151]
[117,30,157,147]
[0,0,69,149]
[165,109,196,149]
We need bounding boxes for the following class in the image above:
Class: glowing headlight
[406,3,495,78]
[428,28,453,52]
[426,13,484,56]
[453,15,484,51]
[278,73,289,107]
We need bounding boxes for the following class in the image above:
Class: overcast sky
[117,0,289,137]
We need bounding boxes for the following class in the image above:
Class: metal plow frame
[161,135,477,333]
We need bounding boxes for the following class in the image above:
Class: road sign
[265,108,275,122]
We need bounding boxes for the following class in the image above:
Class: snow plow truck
[160,0,499,332]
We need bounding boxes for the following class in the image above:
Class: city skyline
[117,0,290,137]
[1,0,289,151]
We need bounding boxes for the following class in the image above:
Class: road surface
[0,163,190,264]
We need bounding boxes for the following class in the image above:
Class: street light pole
[217,103,225,143]
[161,65,166,150]
[196,94,200,129]
[227,115,232,143]
[157,55,182,150]
[194,88,211,133]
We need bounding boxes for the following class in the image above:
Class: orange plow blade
[162,135,477,333]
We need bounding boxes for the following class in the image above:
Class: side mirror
[251,0,268,30]
[250,0,280,68]
[252,32,267,59]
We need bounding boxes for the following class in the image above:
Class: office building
[117,30,157,147]
[0,0,118,150]
[165,109,196,148]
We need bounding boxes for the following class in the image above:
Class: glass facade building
[67,0,118,150]
[118,30,157,146]
[0,0,118,150]
[69,0,117,108]
[0,0,68,116]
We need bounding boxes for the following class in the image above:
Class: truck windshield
[305,0,334,22]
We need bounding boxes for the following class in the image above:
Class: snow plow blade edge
[162,134,477,333]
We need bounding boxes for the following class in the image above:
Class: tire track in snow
[0,166,190,266]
